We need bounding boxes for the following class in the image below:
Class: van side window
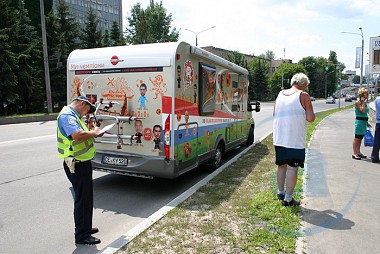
[199,63,216,115]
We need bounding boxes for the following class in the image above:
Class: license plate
[102,155,128,166]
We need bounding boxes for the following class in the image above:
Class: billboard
[369,36,380,74]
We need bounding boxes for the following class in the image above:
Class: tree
[225,51,247,68]
[264,50,276,60]
[81,7,102,49]
[251,60,269,100]
[298,56,320,97]
[247,57,270,100]
[269,63,306,99]
[13,0,43,113]
[102,29,111,47]
[46,0,80,109]
[110,21,125,46]
[0,0,18,115]
[125,0,179,44]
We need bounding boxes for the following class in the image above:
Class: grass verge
[118,105,353,254]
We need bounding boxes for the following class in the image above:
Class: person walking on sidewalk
[352,88,371,160]
[273,73,315,206]
[57,96,102,245]
[371,95,380,163]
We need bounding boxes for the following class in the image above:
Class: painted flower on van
[183,60,193,89]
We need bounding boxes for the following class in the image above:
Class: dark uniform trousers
[63,160,93,240]
[371,123,380,161]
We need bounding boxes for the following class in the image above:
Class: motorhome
[67,41,260,179]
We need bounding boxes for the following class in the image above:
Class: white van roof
[67,41,248,75]
[67,41,182,70]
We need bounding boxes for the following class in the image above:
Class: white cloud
[123,0,380,71]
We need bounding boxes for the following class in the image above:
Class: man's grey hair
[291,73,310,87]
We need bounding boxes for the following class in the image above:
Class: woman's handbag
[364,129,374,147]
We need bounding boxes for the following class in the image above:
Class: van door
[176,122,198,170]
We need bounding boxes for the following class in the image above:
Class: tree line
[0,0,347,116]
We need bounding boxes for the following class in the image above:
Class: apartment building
[52,0,123,31]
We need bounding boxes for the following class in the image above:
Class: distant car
[345,96,352,102]
[326,97,336,104]
[310,96,316,101]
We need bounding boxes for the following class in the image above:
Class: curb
[0,114,57,125]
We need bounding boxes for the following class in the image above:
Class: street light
[184,26,216,46]
[281,48,285,90]
[341,27,364,88]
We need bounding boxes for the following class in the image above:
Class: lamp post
[281,48,285,90]
[39,0,52,113]
[184,26,216,46]
[341,27,364,88]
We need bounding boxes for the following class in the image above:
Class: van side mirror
[248,99,260,112]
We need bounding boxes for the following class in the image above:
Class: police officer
[57,96,102,245]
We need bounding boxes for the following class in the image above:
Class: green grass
[0,112,58,118]
[118,105,354,254]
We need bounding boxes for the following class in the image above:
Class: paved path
[301,108,380,253]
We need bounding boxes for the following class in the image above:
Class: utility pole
[281,48,285,90]
[39,0,53,113]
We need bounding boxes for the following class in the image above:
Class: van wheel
[245,127,254,146]
[211,143,223,170]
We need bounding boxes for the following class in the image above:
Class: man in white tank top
[273,73,315,206]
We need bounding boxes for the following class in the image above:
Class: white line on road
[0,134,55,145]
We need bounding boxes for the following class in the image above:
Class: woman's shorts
[275,146,305,168]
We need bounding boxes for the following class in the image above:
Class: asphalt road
[0,99,353,254]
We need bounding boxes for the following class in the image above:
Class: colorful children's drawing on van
[184,60,193,89]
[70,77,84,100]
[102,77,134,100]
[149,75,167,99]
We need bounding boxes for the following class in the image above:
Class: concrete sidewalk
[300,108,380,253]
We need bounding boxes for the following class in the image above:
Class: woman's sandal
[352,154,361,160]
[359,154,367,159]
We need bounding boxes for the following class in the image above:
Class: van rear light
[164,115,170,160]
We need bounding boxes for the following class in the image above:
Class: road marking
[0,134,55,145]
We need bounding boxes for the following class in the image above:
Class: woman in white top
[273,73,315,206]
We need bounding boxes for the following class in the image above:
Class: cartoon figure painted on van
[135,120,143,144]
[177,65,181,88]
[152,125,162,150]
[138,83,148,109]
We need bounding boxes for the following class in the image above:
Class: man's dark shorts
[275,146,305,168]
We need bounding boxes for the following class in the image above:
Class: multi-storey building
[52,0,123,31]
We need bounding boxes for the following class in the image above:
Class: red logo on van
[111,55,120,65]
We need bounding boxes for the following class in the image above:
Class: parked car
[345,96,352,102]
[310,96,316,101]
[326,97,336,104]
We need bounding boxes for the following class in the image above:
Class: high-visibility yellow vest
[57,106,96,161]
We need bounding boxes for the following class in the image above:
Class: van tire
[210,143,223,170]
[245,126,254,146]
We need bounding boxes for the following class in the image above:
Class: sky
[122,0,380,73]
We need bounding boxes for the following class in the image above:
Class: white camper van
[67,41,260,179]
